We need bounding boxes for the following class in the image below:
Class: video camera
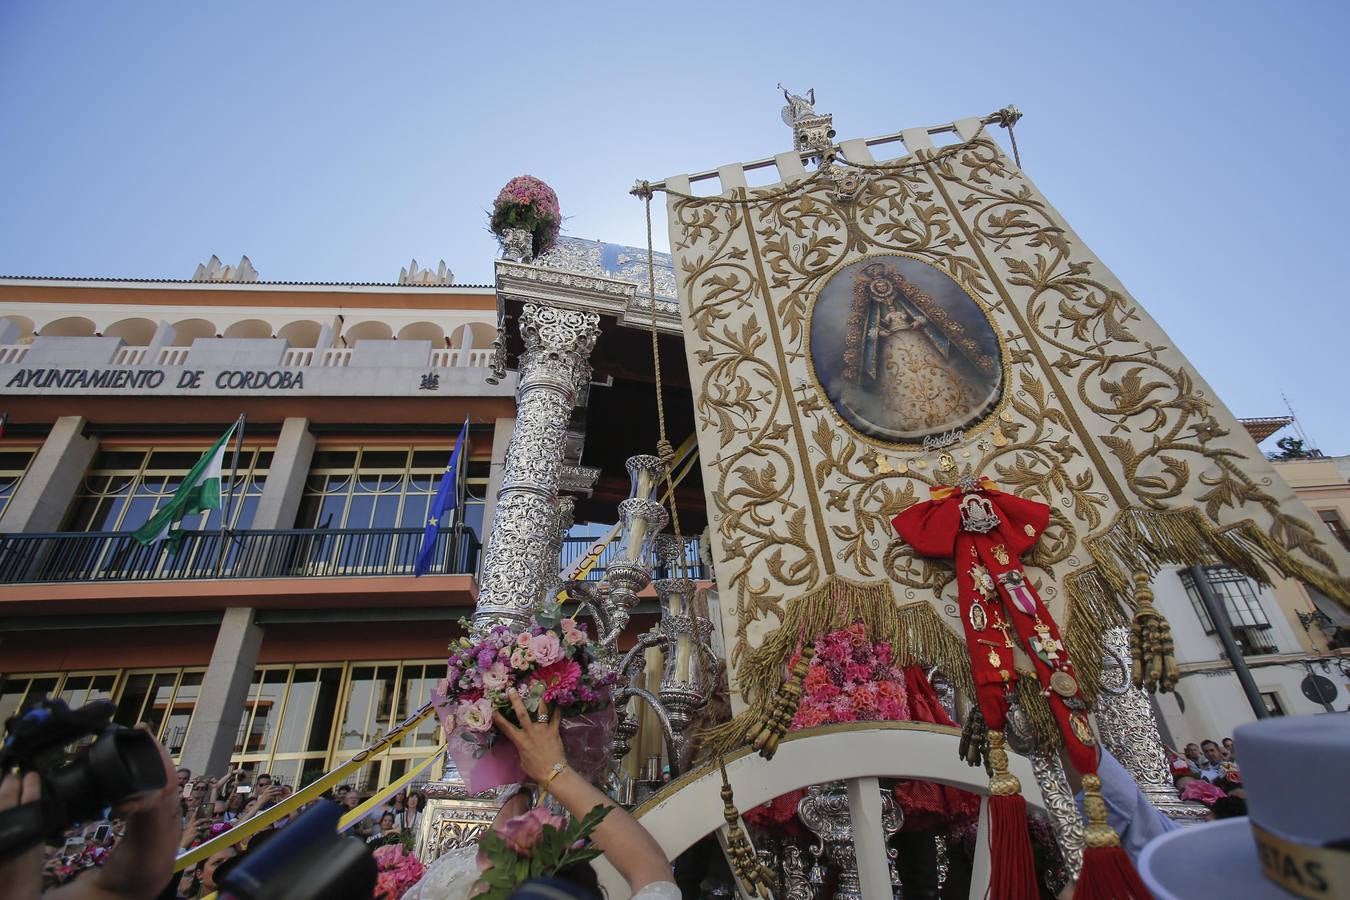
[219,801,375,900]
[0,697,166,860]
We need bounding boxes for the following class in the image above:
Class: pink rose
[495,806,565,855]
[460,697,494,733]
[529,632,564,667]
[510,647,533,670]
[482,661,510,691]
[516,632,532,648]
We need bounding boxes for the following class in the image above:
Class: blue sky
[2,1,1347,451]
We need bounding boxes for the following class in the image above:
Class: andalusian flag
[133,422,239,547]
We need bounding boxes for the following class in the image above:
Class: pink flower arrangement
[490,175,562,257]
[372,843,425,900]
[432,614,618,792]
[792,622,910,727]
[747,623,912,828]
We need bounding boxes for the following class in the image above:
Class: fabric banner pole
[215,414,247,573]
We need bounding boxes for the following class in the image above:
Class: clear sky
[2,1,1347,451]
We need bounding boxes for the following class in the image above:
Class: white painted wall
[1148,566,1345,749]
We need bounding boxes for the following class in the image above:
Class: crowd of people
[37,760,431,897]
[1166,735,1248,818]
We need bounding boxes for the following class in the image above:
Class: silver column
[1093,626,1209,822]
[540,495,577,604]
[473,304,601,628]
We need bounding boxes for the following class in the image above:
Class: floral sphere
[490,175,561,257]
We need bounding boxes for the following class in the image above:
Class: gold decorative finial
[1129,570,1179,693]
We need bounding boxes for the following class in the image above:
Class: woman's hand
[491,688,565,784]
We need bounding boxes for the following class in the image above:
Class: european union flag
[414,418,468,577]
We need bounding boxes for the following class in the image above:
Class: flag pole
[215,414,247,572]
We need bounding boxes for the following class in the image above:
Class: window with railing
[66,446,271,533]
[296,447,486,536]
[0,449,36,522]
[1180,566,1280,656]
[1319,510,1350,552]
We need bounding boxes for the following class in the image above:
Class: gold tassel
[1129,571,1179,693]
[746,643,814,759]
[959,706,991,772]
[986,729,1022,797]
[1063,505,1350,702]
[718,757,773,897]
[1081,773,1119,848]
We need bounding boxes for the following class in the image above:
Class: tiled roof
[1238,416,1294,443]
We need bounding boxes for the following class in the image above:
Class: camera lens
[90,727,167,802]
[47,727,166,821]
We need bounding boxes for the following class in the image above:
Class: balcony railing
[0,526,480,585]
[558,535,709,582]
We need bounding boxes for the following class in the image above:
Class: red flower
[529,658,582,704]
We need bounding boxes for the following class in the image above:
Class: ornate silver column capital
[473,305,601,629]
[1093,626,1209,823]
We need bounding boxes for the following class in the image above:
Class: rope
[639,191,691,583]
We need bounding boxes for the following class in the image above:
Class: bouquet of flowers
[489,175,562,257]
[432,609,619,792]
[747,623,910,829]
[473,804,611,900]
[792,622,910,727]
[372,843,425,900]
[746,623,977,833]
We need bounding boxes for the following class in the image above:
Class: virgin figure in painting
[811,255,1002,444]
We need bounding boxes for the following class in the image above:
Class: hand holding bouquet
[433,609,618,792]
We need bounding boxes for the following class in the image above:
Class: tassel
[746,643,814,759]
[958,706,991,772]
[718,757,773,897]
[1075,773,1153,899]
[986,730,1039,900]
[1129,571,1179,693]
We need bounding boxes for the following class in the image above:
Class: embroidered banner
[659,117,1350,701]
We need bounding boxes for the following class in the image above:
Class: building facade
[1147,429,1350,751]
[0,268,523,790]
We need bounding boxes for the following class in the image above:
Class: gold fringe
[702,507,1350,757]
[1063,507,1350,699]
[699,575,993,758]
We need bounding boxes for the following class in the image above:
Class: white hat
[1138,713,1350,899]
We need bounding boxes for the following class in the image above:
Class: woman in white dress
[404,688,678,900]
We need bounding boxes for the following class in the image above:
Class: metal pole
[1186,566,1269,719]
[215,414,247,573]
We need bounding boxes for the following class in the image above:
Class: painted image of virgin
[810,256,1002,443]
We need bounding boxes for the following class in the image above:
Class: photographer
[0,726,182,900]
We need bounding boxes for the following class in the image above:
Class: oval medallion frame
[805,251,1010,450]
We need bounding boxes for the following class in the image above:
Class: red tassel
[1076,846,1153,900]
[985,731,1038,900]
[1075,773,1153,899]
[988,792,1039,900]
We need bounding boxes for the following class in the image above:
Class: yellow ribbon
[930,476,999,502]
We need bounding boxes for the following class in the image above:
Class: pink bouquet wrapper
[434,682,617,794]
